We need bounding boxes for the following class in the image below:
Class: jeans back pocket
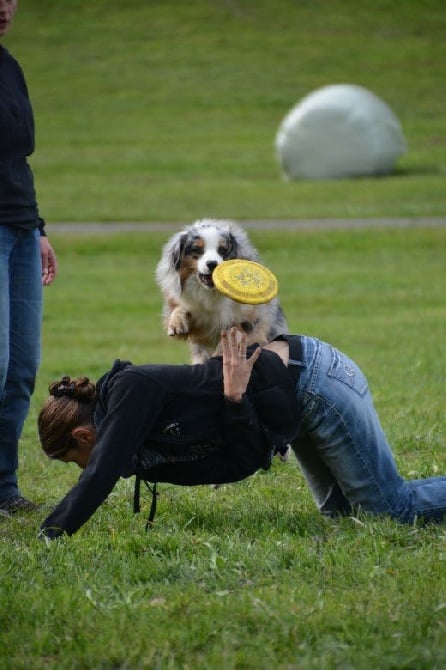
[327,347,368,396]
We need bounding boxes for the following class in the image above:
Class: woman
[0,0,58,513]
[38,329,446,539]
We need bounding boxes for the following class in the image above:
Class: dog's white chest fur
[182,276,254,331]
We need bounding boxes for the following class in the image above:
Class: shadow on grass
[163,504,329,539]
[392,164,444,177]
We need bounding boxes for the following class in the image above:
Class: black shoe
[0,495,43,514]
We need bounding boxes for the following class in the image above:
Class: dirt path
[47,217,446,234]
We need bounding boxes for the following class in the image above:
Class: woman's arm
[39,371,165,538]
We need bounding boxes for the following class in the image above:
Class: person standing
[0,0,58,512]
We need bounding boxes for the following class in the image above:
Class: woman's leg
[292,337,446,523]
[290,338,352,516]
[292,433,353,516]
[0,229,12,393]
[0,228,42,501]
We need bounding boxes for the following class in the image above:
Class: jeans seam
[309,394,397,514]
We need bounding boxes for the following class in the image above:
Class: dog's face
[156,219,258,301]
[176,225,239,290]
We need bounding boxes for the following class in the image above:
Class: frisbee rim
[212,259,278,305]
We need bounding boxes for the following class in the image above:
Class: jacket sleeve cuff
[38,217,47,237]
[223,396,257,425]
[38,524,65,540]
[223,395,250,413]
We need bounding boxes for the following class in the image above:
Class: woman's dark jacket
[40,349,300,538]
[0,46,45,233]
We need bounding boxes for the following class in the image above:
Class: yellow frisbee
[212,259,278,305]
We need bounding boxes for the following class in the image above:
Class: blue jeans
[289,336,446,524]
[0,226,42,499]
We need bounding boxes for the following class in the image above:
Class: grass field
[5,0,446,222]
[2,1,446,667]
[1,227,445,669]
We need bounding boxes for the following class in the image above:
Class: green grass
[4,0,446,222]
[1,227,446,669]
[2,1,446,665]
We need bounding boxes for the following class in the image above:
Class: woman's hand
[40,237,58,286]
[221,327,261,402]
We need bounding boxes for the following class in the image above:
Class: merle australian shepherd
[156,219,289,364]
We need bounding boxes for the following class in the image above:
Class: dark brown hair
[38,376,97,459]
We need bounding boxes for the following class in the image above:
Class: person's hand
[221,327,261,402]
[40,237,58,286]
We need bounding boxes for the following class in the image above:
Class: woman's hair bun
[49,376,96,403]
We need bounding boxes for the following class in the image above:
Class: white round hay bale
[275,84,407,180]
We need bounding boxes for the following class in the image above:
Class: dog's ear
[227,233,239,259]
[226,223,261,262]
[170,233,187,271]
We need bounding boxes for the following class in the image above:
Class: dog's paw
[167,308,190,337]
